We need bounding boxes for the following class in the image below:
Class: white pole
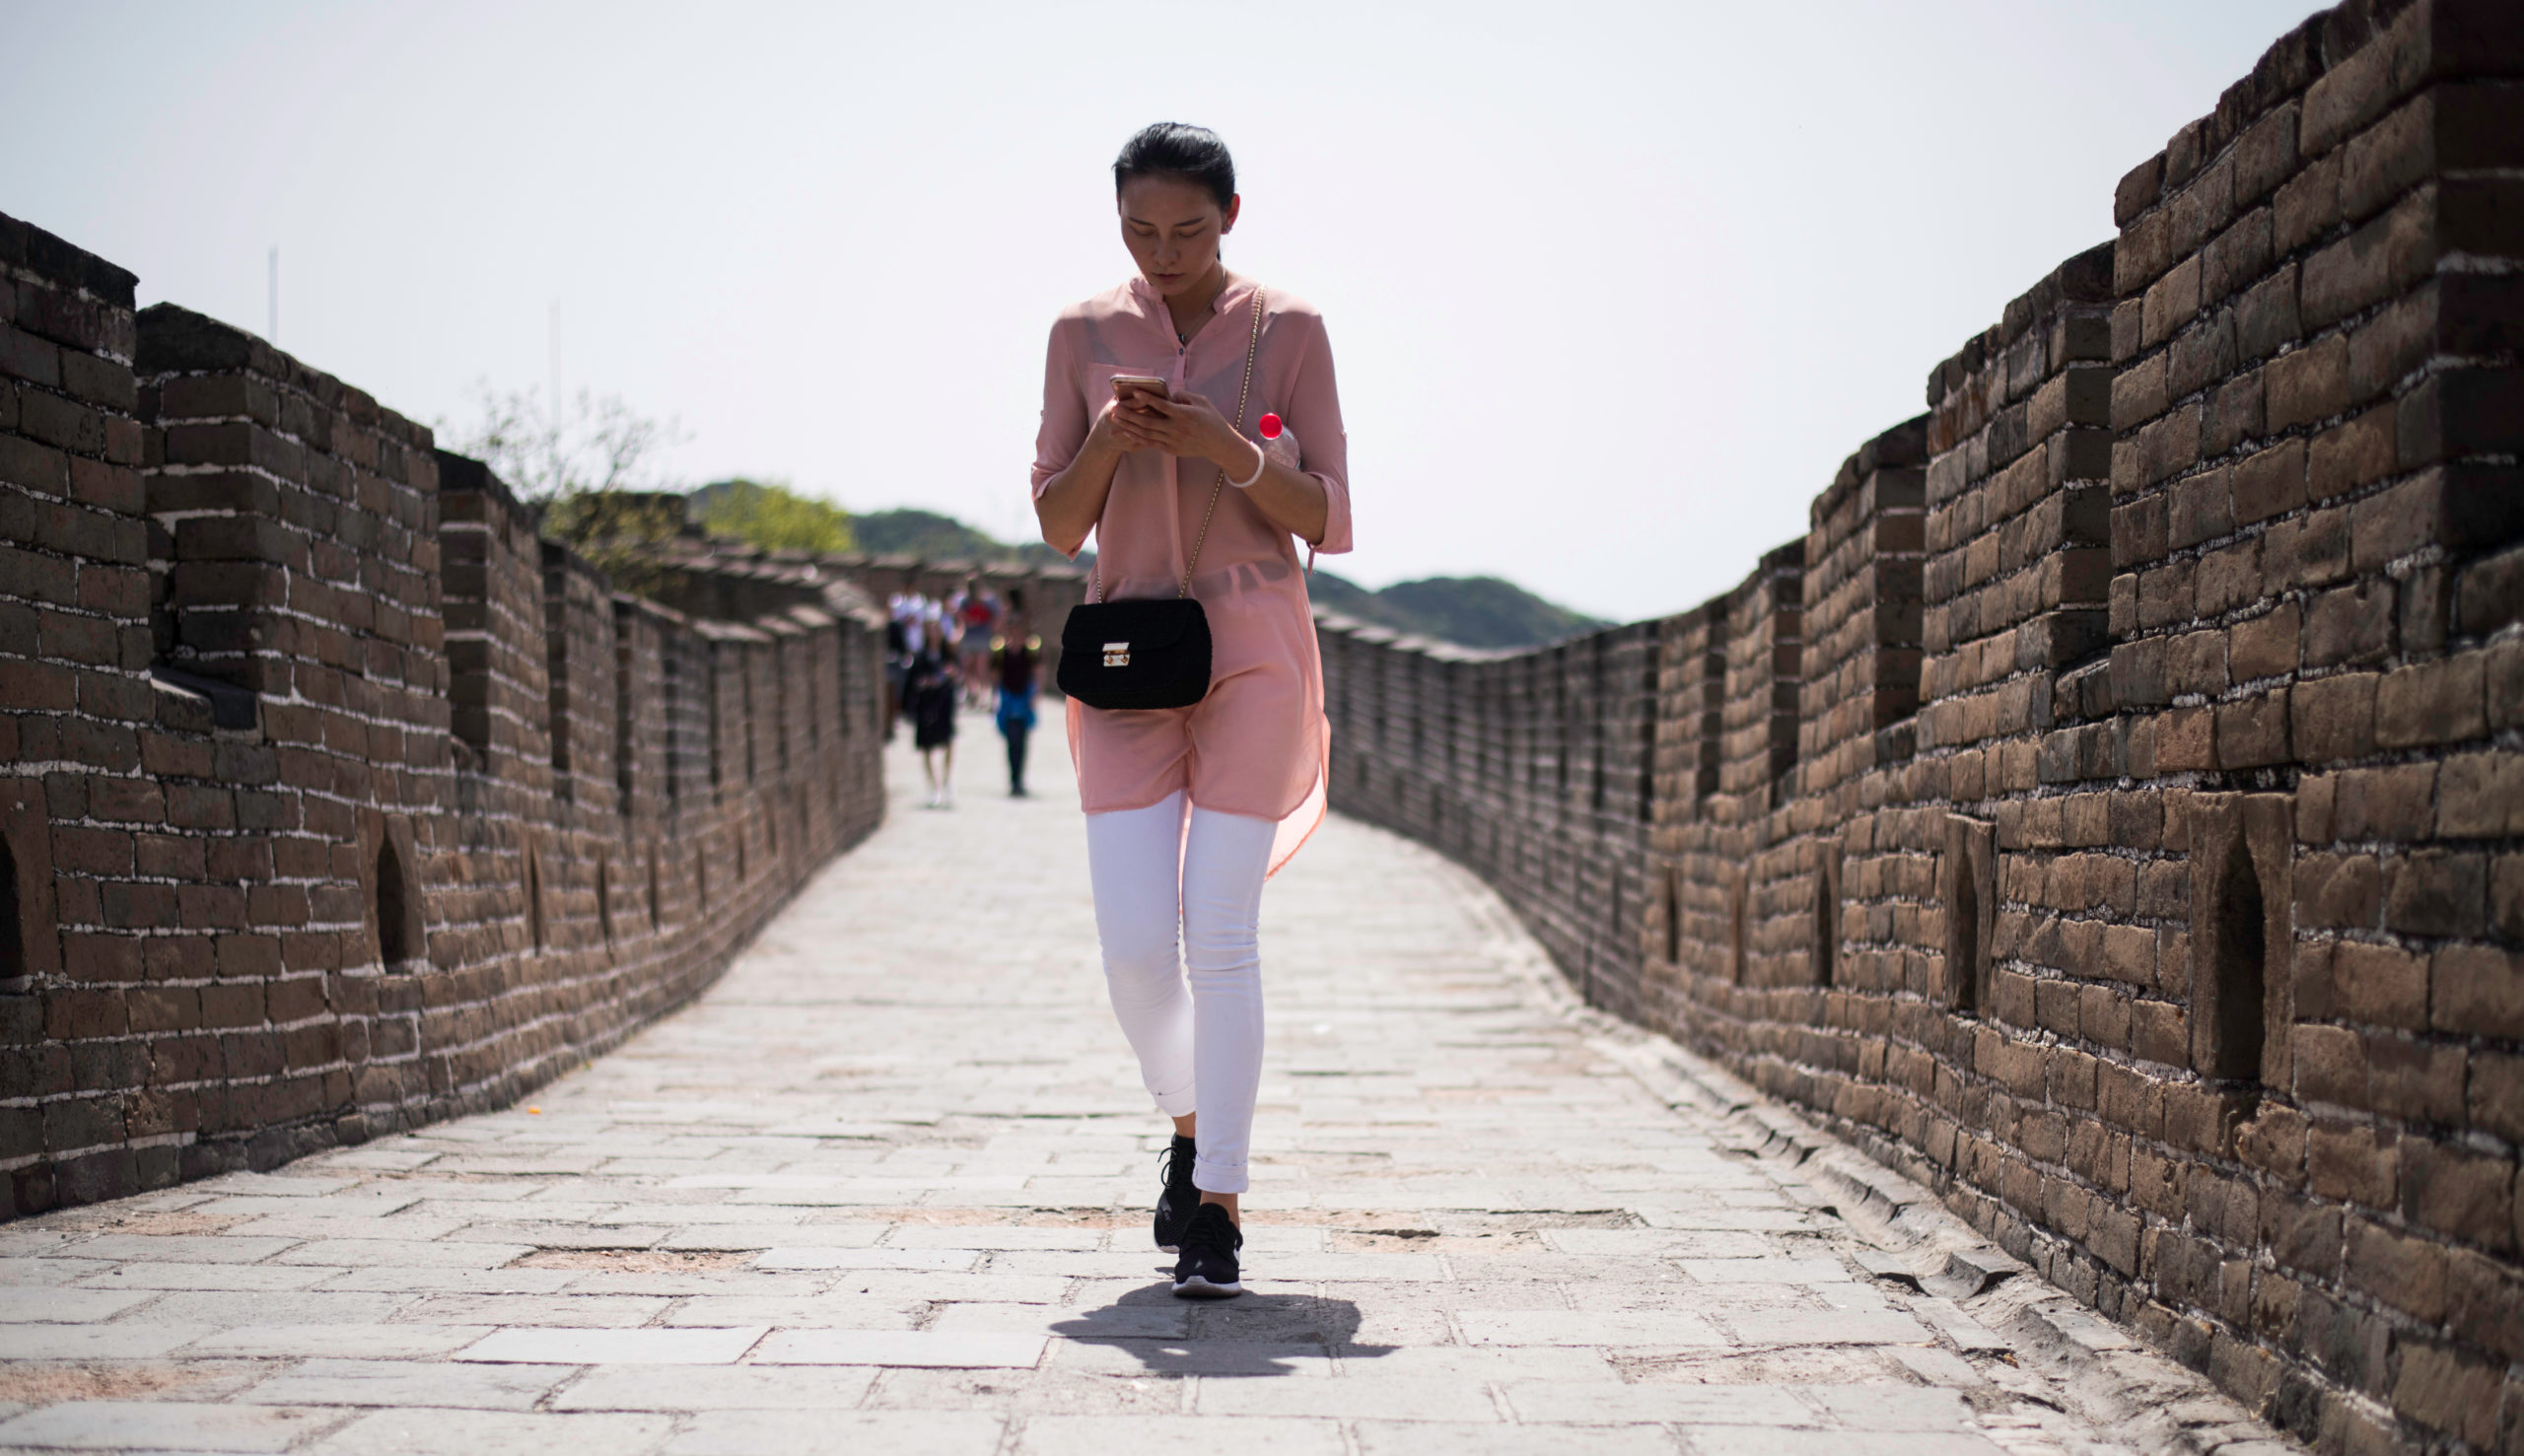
[267,246,278,343]
[549,300,562,423]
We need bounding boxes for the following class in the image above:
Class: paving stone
[551,1363,879,1411]
[222,1214,477,1243]
[0,1398,341,1451]
[395,1294,670,1327]
[73,1262,336,1291]
[1910,1297,2014,1354]
[749,1247,981,1272]
[314,1268,584,1295]
[306,1149,443,1172]
[799,1272,1075,1303]
[1353,1421,1678,1455]
[1886,1347,1986,1386]
[1803,1383,1975,1429]
[1501,1380,1810,1424]
[1017,1414,1342,1455]
[0,1323,219,1358]
[1680,1258,1853,1284]
[457,1327,769,1365]
[0,1258,112,1286]
[238,1358,573,1410]
[189,1173,361,1198]
[187,1191,422,1219]
[270,1239,533,1269]
[861,1366,1185,1416]
[307,1407,676,1455]
[0,1287,156,1322]
[657,1295,923,1328]
[53,1235,301,1265]
[937,1302,1189,1339]
[665,1410,1006,1455]
[1717,1306,1933,1346]
[1679,1430,2009,1456]
[752,1330,1047,1368]
[1456,1309,1729,1347]
[885,1226,1104,1252]
[350,1180,542,1204]
[181,1324,496,1358]
[1343,1347,1617,1380]
[557,1272,831,1297]
[1048,1338,1331,1377]
[135,1290,415,1326]
[1194,1374,1501,1421]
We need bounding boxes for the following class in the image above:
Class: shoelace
[1157,1141,1195,1192]
[1181,1203,1241,1257]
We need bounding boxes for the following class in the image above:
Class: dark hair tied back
[1113,122,1235,210]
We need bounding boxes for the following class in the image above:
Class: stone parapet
[0,218,888,1219]
[1319,4,2523,1450]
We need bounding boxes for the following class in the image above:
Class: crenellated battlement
[1320,3,2523,1450]
[1,221,921,1217]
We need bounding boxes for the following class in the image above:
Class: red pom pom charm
[1258,412,1283,440]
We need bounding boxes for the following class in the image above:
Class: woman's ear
[1222,194,1242,235]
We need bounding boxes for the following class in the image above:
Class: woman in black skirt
[907,649,957,808]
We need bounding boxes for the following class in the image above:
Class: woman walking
[907,646,957,808]
[1030,122,1351,1298]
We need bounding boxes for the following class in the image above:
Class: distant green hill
[849,509,1079,570]
[1310,571,1606,650]
[848,509,1002,559]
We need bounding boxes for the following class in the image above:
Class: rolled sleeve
[1030,318,1086,505]
[1286,313,1352,555]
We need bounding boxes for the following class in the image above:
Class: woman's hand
[1112,388,1261,477]
[1084,397,1132,456]
[1036,400,1134,557]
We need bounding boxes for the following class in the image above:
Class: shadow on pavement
[1051,1286,1398,1377]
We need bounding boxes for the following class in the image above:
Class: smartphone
[1110,375,1168,402]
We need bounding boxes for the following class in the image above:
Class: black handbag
[1056,285,1265,712]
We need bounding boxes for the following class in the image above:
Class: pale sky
[5,1,2316,623]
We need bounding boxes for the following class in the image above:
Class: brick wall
[0,217,889,1219]
[1319,4,2523,1450]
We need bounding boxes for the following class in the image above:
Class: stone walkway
[0,724,2292,1455]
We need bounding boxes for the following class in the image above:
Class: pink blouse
[1030,273,1353,872]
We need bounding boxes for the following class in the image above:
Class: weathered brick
[2432,943,2524,1042]
[2400,1138,2516,1253]
[2291,671,2376,763]
[2376,654,2485,748]
[2303,581,2394,667]
[2334,941,2429,1029]
[2266,334,2350,432]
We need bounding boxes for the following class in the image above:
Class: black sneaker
[1170,1201,1242,1299]
[1153,1135,1200,1252]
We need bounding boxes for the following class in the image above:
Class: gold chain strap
[1179,285,1266,599]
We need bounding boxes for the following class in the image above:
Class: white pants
[1085,792,1275,1195]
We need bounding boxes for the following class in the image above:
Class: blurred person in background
[993,614,1041,797]
[960,584,1000,707]
[907,644,958,808]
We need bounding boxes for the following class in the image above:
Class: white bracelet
[1226,439,1267,490]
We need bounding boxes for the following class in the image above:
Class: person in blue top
[992,609,1042,797]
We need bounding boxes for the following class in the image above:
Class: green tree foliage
[694,479,856,554]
